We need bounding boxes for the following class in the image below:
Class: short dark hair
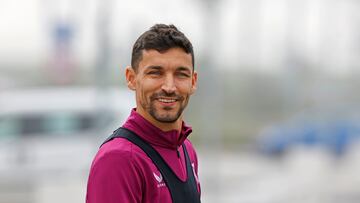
[131,24,194,71]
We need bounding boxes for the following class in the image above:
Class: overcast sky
[1,0,359,76]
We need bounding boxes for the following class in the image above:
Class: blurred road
[1,141,360,203]
[199,143,360,203]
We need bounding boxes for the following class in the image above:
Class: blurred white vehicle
[0,87,134,203]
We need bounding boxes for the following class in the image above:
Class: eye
[147,70,161,76]
[176,72,190,78]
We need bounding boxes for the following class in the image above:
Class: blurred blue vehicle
[256,116,360,156]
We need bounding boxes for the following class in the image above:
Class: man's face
[126,47,197,124]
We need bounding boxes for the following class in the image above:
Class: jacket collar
[122,109,192,149]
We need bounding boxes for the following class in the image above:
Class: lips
[150,92,183,108]
[154,97,179,108]
[157,98,177,103]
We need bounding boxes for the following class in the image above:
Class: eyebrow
[145,65,163,70]
[176,66,192,72]
[145,65,192,72]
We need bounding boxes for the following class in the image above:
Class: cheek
[176,81,193,94]
[136,81,153,100]
[141,79,161,93]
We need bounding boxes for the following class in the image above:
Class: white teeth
[158,98,176,103]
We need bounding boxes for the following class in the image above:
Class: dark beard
[149,105,184,123]
[143,91,188,123]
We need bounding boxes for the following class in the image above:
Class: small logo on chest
[153,172,166,188]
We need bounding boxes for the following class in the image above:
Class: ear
[190,71,198,95]
[125,66,136,91]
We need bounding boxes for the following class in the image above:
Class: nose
[161,74,176,94]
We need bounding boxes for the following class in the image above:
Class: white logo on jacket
[153,172,166,188]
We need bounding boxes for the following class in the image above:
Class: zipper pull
[177,149,180,158]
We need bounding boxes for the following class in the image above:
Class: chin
[153,111,181,123]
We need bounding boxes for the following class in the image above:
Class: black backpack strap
[101,127,201,203]
[182,143,201,202]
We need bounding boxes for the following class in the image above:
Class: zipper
[176,148,180,158]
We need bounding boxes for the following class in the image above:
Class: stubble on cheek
[139,88,150,112]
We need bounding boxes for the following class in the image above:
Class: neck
[136,108,182,132]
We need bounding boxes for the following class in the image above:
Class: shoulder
[87,138,147,194]
[92,137,150,169]
[93,138,133,164]
[183,139,196,151]
[90,138,141,177]
[90,137,159,175]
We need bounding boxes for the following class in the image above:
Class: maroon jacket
[86,109,201,203]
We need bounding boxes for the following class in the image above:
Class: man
[86,24,200,203]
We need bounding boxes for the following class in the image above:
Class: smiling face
[126,47,197,131]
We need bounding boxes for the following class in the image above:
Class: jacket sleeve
[86,151,143,203]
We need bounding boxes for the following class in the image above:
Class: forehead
[138,48,193,71]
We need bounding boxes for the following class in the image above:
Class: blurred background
[1,0,360,202]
